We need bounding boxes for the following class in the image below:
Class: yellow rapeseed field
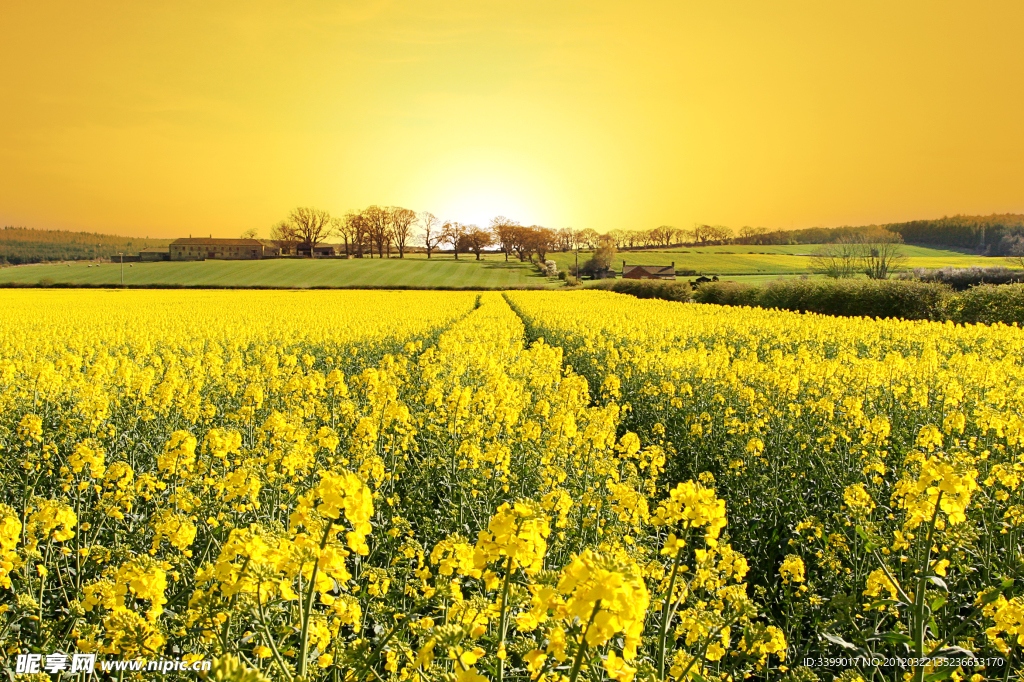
[1,290,1021,682]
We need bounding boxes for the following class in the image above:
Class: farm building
[139,247,170,261]
[623,262,676,280]
[265,240,301,256]
[170,238,265,261]
[259,241,283,258]
[296,244,341,257]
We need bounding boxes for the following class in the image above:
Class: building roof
[624,264,675,275]
[170,238,264,246]
[140,246,170,252]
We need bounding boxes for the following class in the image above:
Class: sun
[442,190,531,228]
[417,150,556,228]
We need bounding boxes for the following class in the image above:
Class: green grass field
[0,254,556,288]
[1,244,1016,288]
[550,243,1015,277]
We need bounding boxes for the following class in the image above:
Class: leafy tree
[464,227,494,260]
[593,234,617,270]
[529,227,555,261]
[490,216,520,262]
[442,221,467,260]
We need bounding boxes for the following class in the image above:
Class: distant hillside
[0,227,173,265]
[735,214,1024,256]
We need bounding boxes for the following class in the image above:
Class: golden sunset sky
[2,1,1022,238]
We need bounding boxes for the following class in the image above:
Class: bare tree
[332,216,352,256]
[1006,241,1024,269]
[811,237,860,278]
[270,220,293,245]
[739,226,768,240]
[240,228,258,240]
[554,227,575,252]
[858,230,907,279]
[649,225,675,247]
[420,211,443,259]
[363,205,392,258]
[348,211,372,258]
[576,228,599,249]
[443,221,467,260]
[389,207,417,258]
[709,225,734,243]
[287,207,333,253]
[692,224,712,244]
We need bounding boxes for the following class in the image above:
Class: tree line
[266,208,758,260]
[731,214,1024,255]
[0,227,171,266]
[265,208,1024,260]
[267,207,574,261]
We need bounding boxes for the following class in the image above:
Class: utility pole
[119,253,124,285]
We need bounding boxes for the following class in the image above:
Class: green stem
[256,582,295,682]
[657,545,684,680]
[298,519,337,679]
[913,491,943,682]
[568,600,602,682]
[674,612,744,682]
[496,555,515,682]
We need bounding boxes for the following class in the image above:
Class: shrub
[900,265,1024,291]
[693,279,950,320]
[687,281,759,307]
[587,278,692,302]
[943,283,1024,326]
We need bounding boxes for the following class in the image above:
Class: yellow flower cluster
[473,502,549,574]
[555,549,650,658]
[4,288,1020,681]
[507,290,1024,680]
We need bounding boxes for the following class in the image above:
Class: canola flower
[507,290,1024,681]
[0,288,1021,681]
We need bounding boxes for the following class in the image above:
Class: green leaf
[924,671,953,682]
[980,589,1003,605]
[926,576,948,591]
[870,632,913,645]
[821,632,859,651]
[932,646,976,659]
[929,596,946,611]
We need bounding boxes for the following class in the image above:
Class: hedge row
[897,266,1024,290]
[0,281,551,292]
[586,278,694,302]
[589,278,1024,326]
